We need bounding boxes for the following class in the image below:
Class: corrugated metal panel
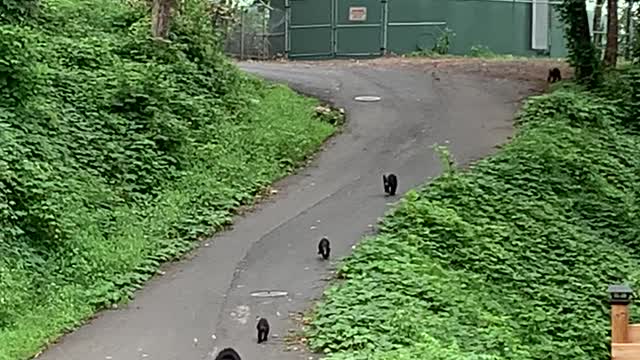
[281,0,568,59]
[286,0,334,58]
[335,0,384,56]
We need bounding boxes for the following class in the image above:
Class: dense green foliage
[0,0,336,358]
[307,70,640,360]
[0,0,39,23]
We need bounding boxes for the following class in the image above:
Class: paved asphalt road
[37,61,529,360]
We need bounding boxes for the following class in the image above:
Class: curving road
[37,61,529,360]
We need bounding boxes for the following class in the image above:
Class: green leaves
[0,0,338,358]
[0,0,39,24]
[308,70,640,360]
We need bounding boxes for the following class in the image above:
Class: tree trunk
[603,0,619,66]
[573,1,599,84]
[151,0,173,39]
[593,0,605,47]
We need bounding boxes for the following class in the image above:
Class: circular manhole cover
[354,95,381,102]
[250,290,289,298]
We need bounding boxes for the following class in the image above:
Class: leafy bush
[431,28,455,56]
[307,71,640,360]
[0,0,39,23]
[468,45,497,58]
[0,0,338,358]
[407,28,455,58]
[591,67,640,130]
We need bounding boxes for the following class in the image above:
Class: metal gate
[285,0,385,59]
[286,0,333,59]
[281,0,569,60]
[334,0,384,57]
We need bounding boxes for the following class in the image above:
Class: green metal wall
[275,0,569,59]
[335,0,384,57]
[386,0,568,57]
[287,0,333,58]
[446,0,533,55]
[549,5,568,58]
[385,0,447,54]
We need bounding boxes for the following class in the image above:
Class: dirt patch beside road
[259,56,571,92]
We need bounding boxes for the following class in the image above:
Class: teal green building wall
[272,0,569,59]
[287,0,334,58]
[386,0,568,57]
[549,5,569,58]
[335,0,385,56]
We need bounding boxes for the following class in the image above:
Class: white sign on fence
[349,7,367,22]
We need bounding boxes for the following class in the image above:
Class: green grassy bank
[0,0,337,358]
[307,69,640,360]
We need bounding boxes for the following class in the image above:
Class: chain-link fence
[223,3,286,60]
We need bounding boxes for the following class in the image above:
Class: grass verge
[0,82,338,360]
[306,70,640,360]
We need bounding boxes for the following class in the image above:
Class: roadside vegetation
[0,0,339,359]
[407,41,520,60]
[307,69,640,360]
[307,3,640,360]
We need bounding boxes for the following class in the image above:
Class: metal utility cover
[354,95,381,102]
[250,290,289,298]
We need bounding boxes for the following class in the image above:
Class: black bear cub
[214,348,242,360]
[547,67,562,83]
[318,237,330,260]
[383,173,398,196]
[257,317,270,343]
